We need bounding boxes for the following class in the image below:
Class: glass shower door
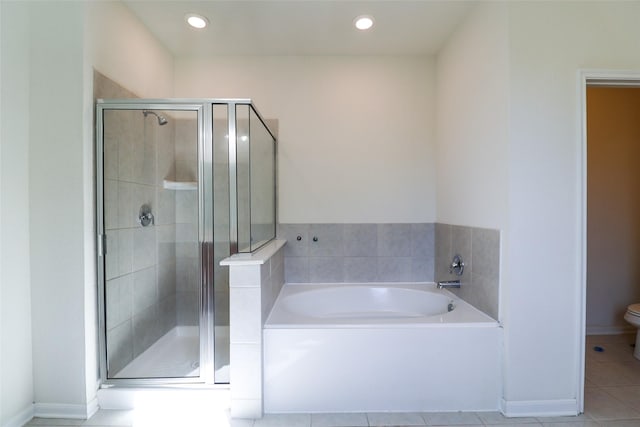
[99,105,211,382]
[97,98,273,385]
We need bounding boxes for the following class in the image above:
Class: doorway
[581,73,640,417]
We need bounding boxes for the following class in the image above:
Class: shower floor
[113,325,229,381]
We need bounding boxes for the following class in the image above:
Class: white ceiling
[123,1,474,57]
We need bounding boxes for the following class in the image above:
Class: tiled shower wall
[278,222,500,320]
[435,223,500,320]
[97,71,178,374]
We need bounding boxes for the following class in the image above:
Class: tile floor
[23,334,640,427]
[584,333,640,424]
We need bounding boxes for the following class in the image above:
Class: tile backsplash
[278,223,435,283]
[278,222,500,320]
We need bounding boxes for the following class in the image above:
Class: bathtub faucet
[437,280,461,289]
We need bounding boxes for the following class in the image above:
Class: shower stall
[96,99,276,385]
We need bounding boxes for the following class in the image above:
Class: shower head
[143,110,168,126]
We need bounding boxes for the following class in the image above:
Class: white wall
[86,1,174,99]
[435,1,510,410]
[0,0,176,421]
[503,0,640,411]
[174,56,436,224]
[437,0,640,414]
[0,2,35,426]
[435,1,509,231]
[29,1,94,412]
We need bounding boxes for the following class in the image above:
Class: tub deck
[265,283,497,328]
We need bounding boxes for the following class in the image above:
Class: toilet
[624,304,640,360]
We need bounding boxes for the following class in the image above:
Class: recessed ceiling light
[185,13,209,29]
[353,15,375,31]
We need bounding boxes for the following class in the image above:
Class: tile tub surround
[221,239,286,419]
[435,223,500,320]
[278,223,499,320]
[278,223,435,283]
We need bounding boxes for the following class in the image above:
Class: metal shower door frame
[96,98,276,387]
[96,99,213,386]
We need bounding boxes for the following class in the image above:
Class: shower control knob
[138,204,154,227]
[449,254,464,276]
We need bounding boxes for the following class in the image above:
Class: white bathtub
[263,283,502,413]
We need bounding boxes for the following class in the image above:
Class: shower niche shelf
[163,179,197,191]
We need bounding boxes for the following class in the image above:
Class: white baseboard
[586,325,634,335]
[33,398,98,420]
[87,398,99,419]
[3,404,34,427]
[501,398,578,417]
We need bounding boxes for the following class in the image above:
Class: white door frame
[577,69,640,413]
